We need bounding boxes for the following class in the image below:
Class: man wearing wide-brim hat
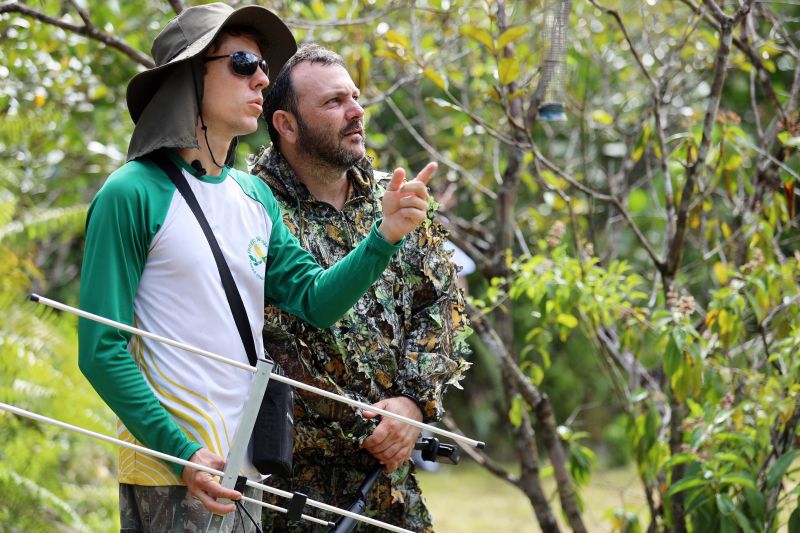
[77,3,435,531]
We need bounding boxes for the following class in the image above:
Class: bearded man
[250,44,471,531]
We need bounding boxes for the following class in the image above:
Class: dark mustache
[341,120,363,136]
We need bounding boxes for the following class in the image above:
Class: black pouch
[251,362,294,477]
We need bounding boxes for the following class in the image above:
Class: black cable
[236,499,246,532]
[234,499,264,533]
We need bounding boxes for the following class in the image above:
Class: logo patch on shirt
[247,236,269,280]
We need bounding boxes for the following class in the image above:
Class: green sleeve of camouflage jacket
[391,215,472,423]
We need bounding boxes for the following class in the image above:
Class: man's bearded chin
[297,118,365,174]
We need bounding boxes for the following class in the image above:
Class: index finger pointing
[386,167,407,192]
[413,162,437,186]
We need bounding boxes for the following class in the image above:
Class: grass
[418,461,647,532]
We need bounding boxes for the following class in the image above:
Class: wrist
[396,394,424,421]
[377,220,401,244]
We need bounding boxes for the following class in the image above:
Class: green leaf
[672,328,688,352]
[714,453,749,469]
[385,29,409,49]
[778,131,800,147]
[732,508,756,533]
[425,97,464,113]
[591,110,614,126]
[497,26,528,49]
[719,473,755,490]
[789,506,800,533]
[508,394,525,427]
[310,0,327,19]
[527,362,544,386]
[498,57,520,85]
[716,493,736,516]
[556,313,578,328]
[460,24,494,51]
[724,154,743,171]
[667,475,709,496]
[766,450,799,489]
[745,292,763,323]
[744,487,765,521]
[627,188,649,213]
[663,452,698,469]
[423,68,447,91]
[720,516,738,533]
[541,170,562,188]
[663,335,681,377]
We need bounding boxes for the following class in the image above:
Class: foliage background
[1,0,799,531]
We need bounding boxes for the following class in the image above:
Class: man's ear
[272,110,299,145]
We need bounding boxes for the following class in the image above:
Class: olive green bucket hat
[126,2,296,161]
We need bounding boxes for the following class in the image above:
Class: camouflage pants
[120,483,262,533]
[261,451,433,532]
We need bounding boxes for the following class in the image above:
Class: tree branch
[385,96,498,199]
[533,149,665,271]
[0,1,154,67]
[587,0,656,88]
[439,84,531,149]
[435,214,494,276]
[467,301,585,532]
[441,414,516,483]
[283,7,402,29]
[665,0,754,276]
[514,408,562,533]
[65,0,90,27]
[678,0,785,123]
[168,0,184,15]
[362,72,422,108]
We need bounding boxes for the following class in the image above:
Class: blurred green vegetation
[418,461,647,532]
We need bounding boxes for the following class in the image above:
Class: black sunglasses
[204,51,268,78]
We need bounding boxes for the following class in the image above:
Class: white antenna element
[30,294,485,450]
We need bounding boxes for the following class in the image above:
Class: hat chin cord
[191,60,225,172]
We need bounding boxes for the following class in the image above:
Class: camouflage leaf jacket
[250,146,471,458]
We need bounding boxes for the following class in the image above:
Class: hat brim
[126,6,296,124]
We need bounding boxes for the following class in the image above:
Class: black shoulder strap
[150,153,258,367]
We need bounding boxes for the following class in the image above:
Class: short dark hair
[264,44,346,148]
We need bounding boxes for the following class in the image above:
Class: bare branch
[385,96,498,199]
[0,1,154,67]
[467,304,544,409]
[756,3,797,55]
[666,1,753,276]
[533,149,665,271]
[762,293,800,330]
[439,84,531,149]
[65,0,90,27]
[362,72,422,108]
[679,0,785,122]
[168,0,184,15]
[435,214,494,276]
[283,7,400,29]
[703,0,730,22]
[594,325,660,393]
[587,0,656,88]
[513,408,562,533]
[468,300,585,532]
[441,414,516,483]
[653,101,676,239]
[364,44,470,106]
[789,47,800,116]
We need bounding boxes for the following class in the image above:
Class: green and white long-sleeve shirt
[78,150,400,485]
